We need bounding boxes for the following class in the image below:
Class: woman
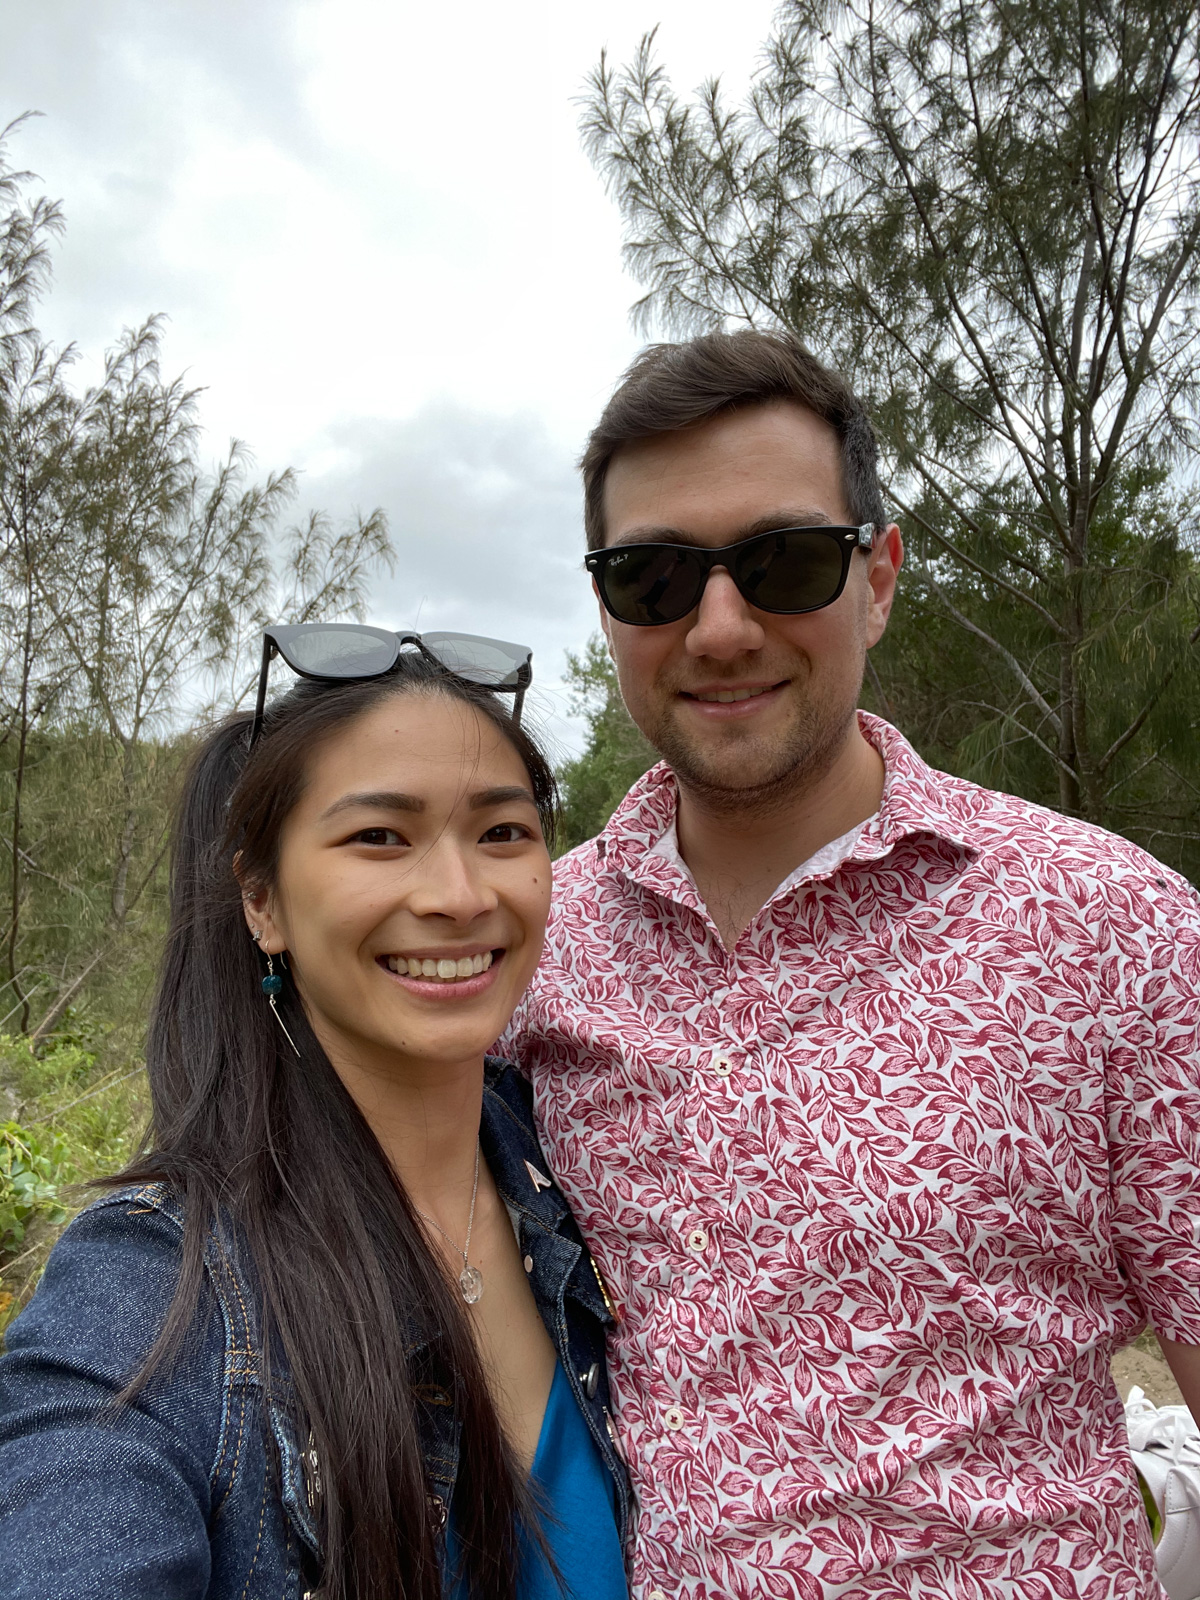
[0,631,630,1600]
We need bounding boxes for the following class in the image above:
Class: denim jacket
[0,1059,630,1599]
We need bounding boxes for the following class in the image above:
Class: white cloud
[297,402,599,760]
[1,0,779,755]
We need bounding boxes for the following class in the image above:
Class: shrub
[0,1121,65,1254]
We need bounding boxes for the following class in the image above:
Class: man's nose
[684,567,766,659]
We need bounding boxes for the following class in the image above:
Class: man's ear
[866,524,904,647]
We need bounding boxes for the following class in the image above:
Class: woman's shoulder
[482,1053,536,1126]
[2,1180,239,1388]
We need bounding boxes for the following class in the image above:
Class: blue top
[447,1359,628,1599]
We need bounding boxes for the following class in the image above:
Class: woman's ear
[234,852,285,954]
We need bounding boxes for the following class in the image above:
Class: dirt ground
[1112,1332,1184,1406]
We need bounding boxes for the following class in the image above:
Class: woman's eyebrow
[470,785,536,809]
[319,785,535,821]
[320,790,424,820]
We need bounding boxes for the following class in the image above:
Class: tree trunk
[109,737,137,928]
[5,596,33,1033]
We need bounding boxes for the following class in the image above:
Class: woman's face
[248,690,552,1083]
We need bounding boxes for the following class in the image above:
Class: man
[507,330,1200,1599]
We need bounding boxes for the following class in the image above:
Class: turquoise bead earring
[262,954,283,998]
[252,932,300,1057]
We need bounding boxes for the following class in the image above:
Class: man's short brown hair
[581,329,887,550]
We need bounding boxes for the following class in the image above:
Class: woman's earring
[257,943,301,1058]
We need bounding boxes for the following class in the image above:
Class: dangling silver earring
[257,941,301,1058]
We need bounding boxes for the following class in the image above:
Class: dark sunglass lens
[601,546,704,624]
[733,530,846,612]
[285,629,397,676]
[420,633,527,687]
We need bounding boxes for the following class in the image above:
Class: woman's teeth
[386,951,494,981]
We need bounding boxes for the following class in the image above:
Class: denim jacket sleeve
[0,1190,225,1600]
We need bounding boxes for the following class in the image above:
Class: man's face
[597,401,902,808]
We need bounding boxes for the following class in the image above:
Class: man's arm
[1158,1335,1200,1421]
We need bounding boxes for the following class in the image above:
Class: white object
[1125,1386,1200,1600]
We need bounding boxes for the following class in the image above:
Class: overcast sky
[1,0,778,756]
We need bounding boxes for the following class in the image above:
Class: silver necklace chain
[415,1140,483,1304]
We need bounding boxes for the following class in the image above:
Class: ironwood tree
[0,120,393,1038]
[582,0,1200,876]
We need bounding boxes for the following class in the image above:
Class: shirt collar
[596,712,980,908]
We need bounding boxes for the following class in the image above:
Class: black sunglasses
[585,523,877,627]
[250,624,533,745]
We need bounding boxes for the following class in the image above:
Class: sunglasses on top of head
[250,624,533,746]
[585,522,878,627]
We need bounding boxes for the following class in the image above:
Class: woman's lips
[377,949,504,1001]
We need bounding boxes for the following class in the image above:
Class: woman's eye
[480,823,530,844]
[352,827,406,847]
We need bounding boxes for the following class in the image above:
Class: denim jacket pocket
[268,1401,323,1564]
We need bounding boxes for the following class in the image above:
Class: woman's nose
[405,841,499,923]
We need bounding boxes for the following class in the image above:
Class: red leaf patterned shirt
[507,714,1200,1600]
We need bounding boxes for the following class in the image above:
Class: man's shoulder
[861,716,1192,907]
[938,766,1192,886]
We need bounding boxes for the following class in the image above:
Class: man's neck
[674,717,885,949]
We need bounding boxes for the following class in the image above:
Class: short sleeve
[1105,874,1200,1344]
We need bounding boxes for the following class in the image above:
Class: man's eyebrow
[609,508,837,547]
[320,790,425,820]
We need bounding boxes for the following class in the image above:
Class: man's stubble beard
[639,669,865,824]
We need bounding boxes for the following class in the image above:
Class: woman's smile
[261,693,552,1078]
[378,946,503,999]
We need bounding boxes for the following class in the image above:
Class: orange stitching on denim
[210,1251,255,1510]
[238,1470,271,1600]
[213,1263,254,1516]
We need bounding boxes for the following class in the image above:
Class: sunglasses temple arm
[250,636,276,745]
[511,660,533,726]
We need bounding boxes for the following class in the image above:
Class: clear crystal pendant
[458,1265,483,1305]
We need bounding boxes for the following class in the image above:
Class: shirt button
[580,1362,600,1399]
[663,1405,685,1432]
[523,1254,533,1273]
[685,1227,708,1252]
[648,1591,667,1600]
[710,1051,733,1077]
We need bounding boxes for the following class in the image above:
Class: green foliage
[863,466,1200,881]
[584,1,1200,861]
[0,1118,64,1254]
[0,1030,149,1330]
[557,636,656,851]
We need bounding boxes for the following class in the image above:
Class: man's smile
[682,680,787,704]
[677,679,790,716]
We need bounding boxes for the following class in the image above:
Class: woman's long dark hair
[112,653,559,1599]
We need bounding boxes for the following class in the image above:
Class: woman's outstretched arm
[0,1195,222,1600]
